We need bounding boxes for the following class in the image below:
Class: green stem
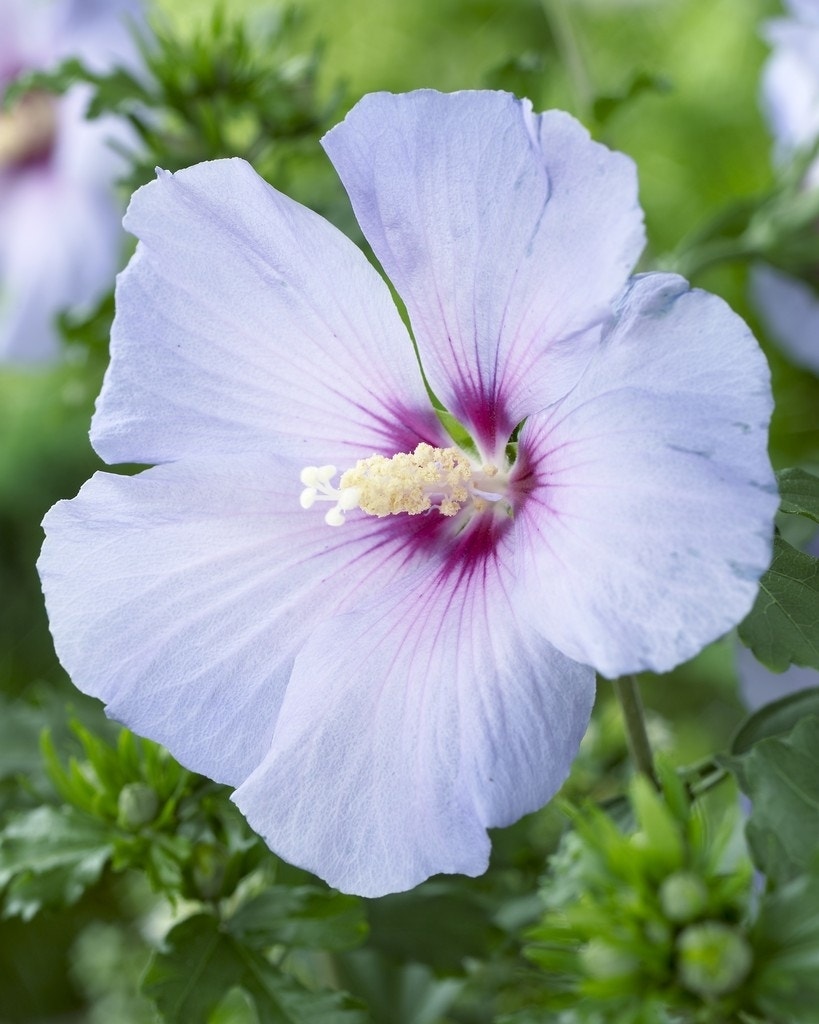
[613,675,658,788]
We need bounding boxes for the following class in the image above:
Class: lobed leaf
[737,536,819,671]
[722,716,819,885]
[144,912,370,1024]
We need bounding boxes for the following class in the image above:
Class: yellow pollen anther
[339,443,473,518]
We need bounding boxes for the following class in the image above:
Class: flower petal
[736,645,819,711]
[38,454,438,786]
[0,163,122,363]
[234,523,595,896]
[92,159,443,469]
[513,273,777,679]
[751,263,819,375]
[322,89,645,457]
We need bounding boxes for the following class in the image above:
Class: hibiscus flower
[752,0,819,375]
[39,90,777,896]
[0,0,141,362]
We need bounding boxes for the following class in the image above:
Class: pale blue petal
[323,90,644,456]
[39,454,432,786]
[92,159,444,468]
[736,645,819,711]
[234,526,595,896]
[0,161,122,363]
[513,274,777,678]
[751,263,819,375]
[761,14,819,173]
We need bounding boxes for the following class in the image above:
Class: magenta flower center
[0,91,57,172]
[300,442,513,528]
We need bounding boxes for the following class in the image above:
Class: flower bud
[660,871,709,923]
[676,922,752,997]
[116,782,159,829]
[580,939,640,981]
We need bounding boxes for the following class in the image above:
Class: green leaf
[0,696,48,780]
[737,535,819,671]
[750,861,819,1023]
[228,885,367,952]
[143,914,246,1024]
[0,806,113,918]
[592,71,672,126]
[777,467,819,524]
[239,954,369,1024]
[731,687,819,754]
[363,883,500,974]
[144,912,370,1024]
[722,716,819,885]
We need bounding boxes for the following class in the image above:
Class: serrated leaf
[143,913,247,1024]
[229,885,367,951]
[731,687,819,754]
[722,716,819,885]
[145,912,370,1024]
[240,953,369,1024]
[777,467,819,524]
[737,536,819,671]
[0,806,113,917]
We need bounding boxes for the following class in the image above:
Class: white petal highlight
[514,273,778,678]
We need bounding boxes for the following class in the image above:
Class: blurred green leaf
[592,71,672,127]
[749,861,819,1024]
[731,687,819,755]
[143,913,247,1023]
[723,716,819,886]
[229,885,367,952]
[777,468,819,525]
[145,912,369,1024]
[363,883,500,974]
[737,536,819,672]
[241,957,369,1024]
[0,807,113,918]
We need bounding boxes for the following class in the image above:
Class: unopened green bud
[676,922,752,997]
[117,782,159,829]
[580,939,640,981]
[660,871,709,923]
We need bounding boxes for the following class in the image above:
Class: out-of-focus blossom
[752,0,819,374]
[0,0,141,363]
[737,532,819,710]
[39,90,777,897]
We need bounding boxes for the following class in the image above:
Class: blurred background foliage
[2,0,817,1021]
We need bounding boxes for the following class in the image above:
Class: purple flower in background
[752,0,819,375]
[0,0,141,363]
[39,90,777,896]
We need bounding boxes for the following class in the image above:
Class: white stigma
[299,464,361,526]
[299,443,510,527]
